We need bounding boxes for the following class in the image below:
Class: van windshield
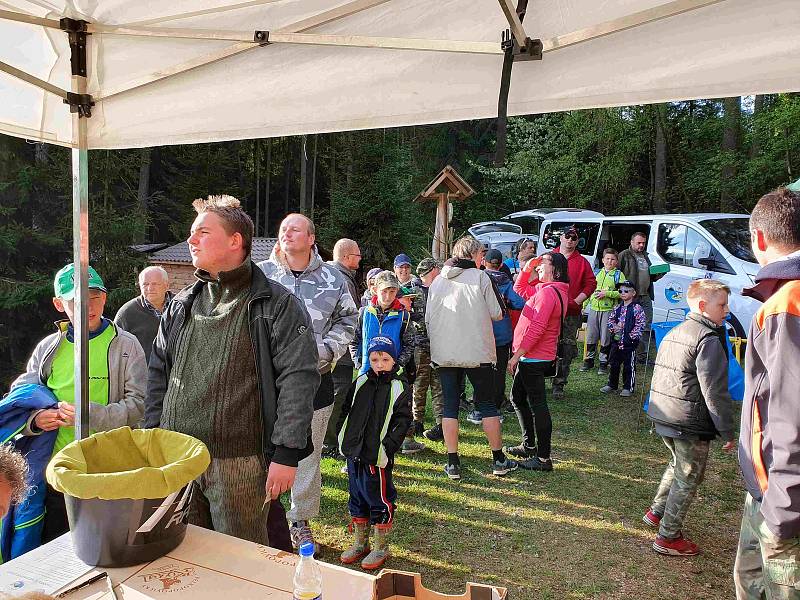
[699,218,756,263]
[504,215,541,235]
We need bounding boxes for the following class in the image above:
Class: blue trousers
[347,459,396,525]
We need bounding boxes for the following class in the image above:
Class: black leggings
[509,361,552,459]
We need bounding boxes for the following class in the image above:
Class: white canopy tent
[2,0,799,436]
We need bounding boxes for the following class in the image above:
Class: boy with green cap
[10,263,146,542]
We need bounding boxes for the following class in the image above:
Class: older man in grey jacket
[259,214,358,552]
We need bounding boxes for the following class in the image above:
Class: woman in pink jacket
[505,252,569,471]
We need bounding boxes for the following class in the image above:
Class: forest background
[1,94,799,384]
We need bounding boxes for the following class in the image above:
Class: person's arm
[319,287,358,370]
[268,293,321,468]
[89,334,146,431]
[695,336,734,441]
[753,313,800,539]
[335,379,357,437]
[349,308,364,370]
[144,305,173,428]
[513,259,540,300]
[630,304,647,341]
[575,258,596,306]
[382,380,412,457]
[396,312,416,368]
[15,335,58,436]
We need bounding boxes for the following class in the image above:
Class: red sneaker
[652,534,700,556]
[642,510,662,528]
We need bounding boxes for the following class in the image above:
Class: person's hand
[58,402,76,426]
[266,463,297,499]
[595,290,607,299]
[507,356,519,375]
[721,440,736,453]
[524,257,542,272]
[34,409,67,431]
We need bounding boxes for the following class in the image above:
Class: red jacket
[512,282,569,361]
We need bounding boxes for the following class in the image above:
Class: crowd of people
[1,186,799,598]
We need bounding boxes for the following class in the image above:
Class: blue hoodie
[485,269,525,346]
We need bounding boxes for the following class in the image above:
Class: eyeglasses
[563,234,578,241]
[347,253,362,258]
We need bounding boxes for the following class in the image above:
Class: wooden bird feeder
[414,165,475,260]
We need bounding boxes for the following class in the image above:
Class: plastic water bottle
[293,542,322,600]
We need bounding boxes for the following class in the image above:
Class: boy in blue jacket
[336,337,411,571]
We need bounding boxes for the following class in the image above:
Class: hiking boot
[401,437,425,454]
[503,444,536,459]
[413,421,424,437]
[423,423,444,441]
[620,389,633,397]
[290,521,317,554]
[643,510,662,528]
[444,463,461,480]
[652,534,699,556]
[466,410,483,425]
[361,524,391,570]
[600,385,616,393]
[492,458,518,476]
[579,360,594,372]
[551,386,565,400]
[597,363,609,375]
[340,518,370,564]
[519,456,554,471]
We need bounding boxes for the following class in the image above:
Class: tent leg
[72,117,90,440]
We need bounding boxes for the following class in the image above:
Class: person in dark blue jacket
[467,250,525,425]
[0,384,55,561]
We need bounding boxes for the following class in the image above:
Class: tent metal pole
[541,0,726,54]
[0,9,61,29]
[0,60,69,99]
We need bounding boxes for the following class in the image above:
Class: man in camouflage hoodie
[259,214,358,553]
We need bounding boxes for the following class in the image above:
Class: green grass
[315,361,743,599]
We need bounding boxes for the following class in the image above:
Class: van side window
[657,224,687,265]
[542,222,600,254]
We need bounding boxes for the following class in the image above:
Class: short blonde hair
[452,236,483,260]
[192,195,254,255]
[0,445,29,504]
[687,279,731,303]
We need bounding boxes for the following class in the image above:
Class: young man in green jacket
[581,248,625,374]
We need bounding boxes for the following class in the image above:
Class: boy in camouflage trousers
[644,279,735,556]
[411,259,445,442]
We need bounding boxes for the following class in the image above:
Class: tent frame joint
[253,30,270,45]
[64,92,95,118]
[501,29,542,61]
[60,18,91,77]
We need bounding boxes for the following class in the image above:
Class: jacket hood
[267,244,324,275]
[327,260,357,282]
[441,260,478,280]
[742,252,800,303]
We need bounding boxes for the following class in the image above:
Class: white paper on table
[0,533,93,596]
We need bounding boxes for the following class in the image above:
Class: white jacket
[425,264,503,368]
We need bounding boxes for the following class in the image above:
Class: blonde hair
[452,236,483,260]
[192,195,254,255]
[687,279,731,302]
[0,445,29,504]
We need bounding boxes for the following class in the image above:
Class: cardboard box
[8,526,506,600]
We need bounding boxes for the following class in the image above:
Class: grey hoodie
[259,248,358,374]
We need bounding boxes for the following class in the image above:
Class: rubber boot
[361,523,391,570]
[340,517,370,564]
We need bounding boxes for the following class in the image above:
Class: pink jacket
[512,281,569,361]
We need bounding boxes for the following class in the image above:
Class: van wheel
[726,314,746,339]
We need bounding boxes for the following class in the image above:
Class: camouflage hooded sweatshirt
[259,248,358,378]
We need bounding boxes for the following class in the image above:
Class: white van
[526,210,760,337]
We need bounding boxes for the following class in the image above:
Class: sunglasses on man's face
[563,234,578,241]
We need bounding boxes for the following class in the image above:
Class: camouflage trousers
[412,347,443,425]
[734,493,800,599]
[650,436,709,539]
[553,315,582,389]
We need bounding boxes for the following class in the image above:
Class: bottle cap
[299,542,315,557]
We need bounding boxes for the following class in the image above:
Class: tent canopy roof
[2,0,799,150]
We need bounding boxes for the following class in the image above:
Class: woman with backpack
[505,252,570,472]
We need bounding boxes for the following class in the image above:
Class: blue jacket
[486,270,525,347]
[0,384,58,562]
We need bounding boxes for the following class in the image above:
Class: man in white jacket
[426,237,517,481]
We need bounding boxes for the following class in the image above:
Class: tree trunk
[749,94,765,159]
[653,104,668,213]
[310,135,318,220]
[137,148,151,236]
[265,139,271,236]
[299,135,307,213]
[284,138,291,215]
[721,96,742,212]
[254,140,260,236]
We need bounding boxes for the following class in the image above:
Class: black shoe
[423,424,444,441]
[579,360,594,372]
[519,456,553,471]
[551,386,565,400]
[444,463,461,480]
[503,444,536,459]
[413,420,424,437]
[597,363,609,376]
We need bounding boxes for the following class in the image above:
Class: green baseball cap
[54,263,107,301]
